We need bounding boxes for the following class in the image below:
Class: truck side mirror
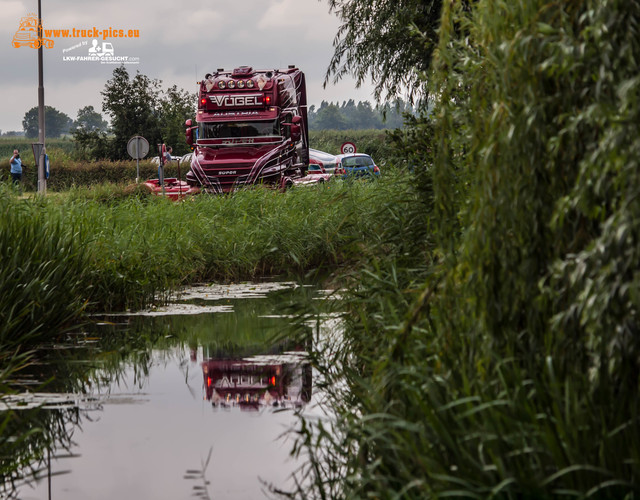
[282,121,301,141]
[290,124,301,142]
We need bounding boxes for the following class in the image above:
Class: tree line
[17,68,195,161]
[16,80,414,158]
[18,105,107,138]
[308,99,416,130]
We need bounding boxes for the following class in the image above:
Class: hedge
[0,158,187,191]
[0,130,403,191]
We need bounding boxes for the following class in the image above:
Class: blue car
[334,153,381,179]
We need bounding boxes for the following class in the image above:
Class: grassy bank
[0,173,403,351]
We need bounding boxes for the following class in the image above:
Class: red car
[143,178,200,200]
[291,163,333,186]
[308,148,338,173]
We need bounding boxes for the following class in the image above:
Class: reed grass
[283,0,640,498]
[0,174,403,351]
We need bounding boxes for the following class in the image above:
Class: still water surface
[7,281,328,500]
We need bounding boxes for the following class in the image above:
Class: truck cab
[185,65,309,193]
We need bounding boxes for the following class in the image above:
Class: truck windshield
[199,121,279,140]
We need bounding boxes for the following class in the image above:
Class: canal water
[3,281,332,500]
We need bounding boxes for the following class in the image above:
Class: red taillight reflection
[373,165,380,173]
[269,376,276,386]
[264,95,271,105]
[200,98,207,106]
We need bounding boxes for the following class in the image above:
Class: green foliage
[0,175,396,343]
[287,0,640,498]
[0,137,75,160]
[99,66,196,160]
[0,185,90,348]
[309,129,400,165]
[0,156,188,191]
[325,0,442,102]
[72,105,109,133]
[101,66,163,160]
[22,105,73,138]
[309,99,415,130]
[159,85,196,155]
[71,128,112,160]
[312,102,349,130]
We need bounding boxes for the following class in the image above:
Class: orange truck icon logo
[12,15,54,49]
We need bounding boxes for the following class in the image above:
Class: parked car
[292,163,333,187]
[334,153,380,179]
[143,178,200,201]
[309,148,338,173]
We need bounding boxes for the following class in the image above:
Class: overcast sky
[1,0,376,133]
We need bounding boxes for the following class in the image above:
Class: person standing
[9,149,22,185]
[164,146,173,164]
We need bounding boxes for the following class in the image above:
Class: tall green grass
[0,174,402,349]
[284,0,640,498]
[0,186,90,349]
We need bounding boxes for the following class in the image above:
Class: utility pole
[37,0,46,194]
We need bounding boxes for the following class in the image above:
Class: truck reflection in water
[202,351,311,411]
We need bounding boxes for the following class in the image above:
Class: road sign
[127,136,149,159]
[127,136,149,182]
[341,141,356,155]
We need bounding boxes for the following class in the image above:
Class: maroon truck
[202,357,311,411]
[184,65,310,193]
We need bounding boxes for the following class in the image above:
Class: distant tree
[158,85,197,156]
[308,99,413,130]
[315,103,348,130]
[340,99,357,125]
[377,98,416,129]
[101,66,163,160]
[100,66,196,160]
[22,106,73,138]
[72,129,112,160]
[354,101,382,129]
[72,106,109,133]
[308,104,318,129]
